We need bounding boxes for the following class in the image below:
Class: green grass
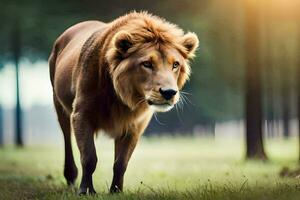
[0,136,300,200]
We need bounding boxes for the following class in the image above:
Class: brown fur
[49,11,199,194]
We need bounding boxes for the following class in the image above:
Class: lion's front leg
[110,133,139,193]
[71,111,97,195]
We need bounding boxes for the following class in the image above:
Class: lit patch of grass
[0,136,299,199]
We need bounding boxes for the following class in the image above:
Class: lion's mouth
[147,100,175,106]
[147,100,174,112]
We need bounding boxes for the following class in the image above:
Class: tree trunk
[12,20,23,147]
[279,46,291,139]
[245,0,267,160]
[282,87,290,139]
[264,9,275,138]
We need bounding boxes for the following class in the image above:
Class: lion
[49,11,199,195]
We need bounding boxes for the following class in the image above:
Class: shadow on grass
[1,174,300,200]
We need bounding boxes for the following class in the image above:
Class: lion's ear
[113,31,133,54]
[181,32,199,58]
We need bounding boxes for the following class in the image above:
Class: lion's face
[128,45,184,112]
[107,28,199,112]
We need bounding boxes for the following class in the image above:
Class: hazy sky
[0,60,53,109]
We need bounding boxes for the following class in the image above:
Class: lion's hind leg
[53,95,78,185]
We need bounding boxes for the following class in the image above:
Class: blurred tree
[0,0,87,146]
[244,0,267,160]
[11,19,23,146]
[262,3,275,138]
[280,46,291,139]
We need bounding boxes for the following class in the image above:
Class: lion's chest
[98,107,153,138]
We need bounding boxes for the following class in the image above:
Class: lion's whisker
[180,94,188,107]
[180,91,192,96]
[180,92,194,106]
[153,113,165,125]
[175,103,183,124]
[178,95,184,113]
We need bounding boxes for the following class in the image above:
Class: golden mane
[108,11,193,57]
[104,11,197,88]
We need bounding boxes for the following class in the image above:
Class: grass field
[0,136,300,200]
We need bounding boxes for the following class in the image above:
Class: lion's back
[49,21,107,112]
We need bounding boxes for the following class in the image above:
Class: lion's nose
[159,87,177,100]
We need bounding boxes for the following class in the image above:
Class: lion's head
[106,13,199,112]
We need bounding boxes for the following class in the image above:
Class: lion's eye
[173,62,180,69]
[142,61,153,69]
